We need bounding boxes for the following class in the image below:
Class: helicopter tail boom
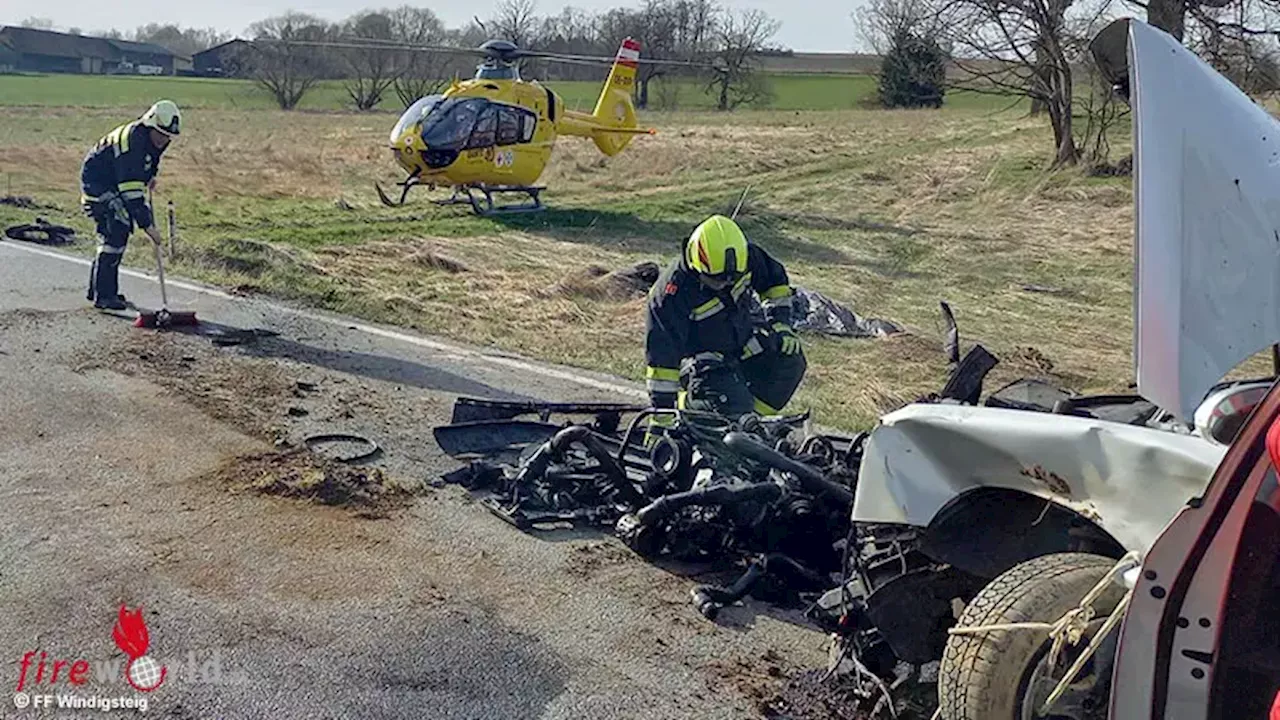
[565,38,645,156]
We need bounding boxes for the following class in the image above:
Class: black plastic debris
[745,287,903,338]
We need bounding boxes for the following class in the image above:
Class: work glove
[773,322,801,356]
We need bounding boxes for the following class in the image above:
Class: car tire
[937,552,1125,719]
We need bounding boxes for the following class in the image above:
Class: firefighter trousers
[680,333,807,418]
[84,194,133,304]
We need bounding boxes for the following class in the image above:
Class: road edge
[1,238,648,400]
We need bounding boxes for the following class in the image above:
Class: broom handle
[148,186,169,310]
[153,240,169,310]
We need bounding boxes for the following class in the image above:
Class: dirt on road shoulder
[72,328,298,441]
[209,448,421,518]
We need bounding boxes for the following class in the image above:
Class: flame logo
[112,605,166,692]
[112,606,149,659]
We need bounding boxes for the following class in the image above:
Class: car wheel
[938,552,1126,720]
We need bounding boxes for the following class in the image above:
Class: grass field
[0,71,1201,432]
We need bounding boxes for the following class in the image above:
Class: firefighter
[80,100,180,310]
[644,214,806,443]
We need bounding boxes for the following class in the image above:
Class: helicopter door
[497,106,521,146]
[467,104,497,149]
[485,105,523,178]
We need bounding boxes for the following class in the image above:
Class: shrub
[877,28,947,108]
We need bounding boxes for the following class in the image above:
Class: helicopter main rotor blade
[248,37,850,76]
[248,38,708,67]
[250,37,490,57]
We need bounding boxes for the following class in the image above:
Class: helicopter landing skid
[375,174,422,208]
[434,184,546,216]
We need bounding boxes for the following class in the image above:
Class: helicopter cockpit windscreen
[390,94,444,145]
[419,98,489,152]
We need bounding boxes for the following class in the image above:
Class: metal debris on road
[434,398,862,622]
[302,432,381,464]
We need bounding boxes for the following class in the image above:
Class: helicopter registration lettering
[494,150,515,168]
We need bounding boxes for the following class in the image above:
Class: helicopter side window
[496,106,522,146]
[519,112,536,143]
[420,98,486,152]
[467,104,497,149]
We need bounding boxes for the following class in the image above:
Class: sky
[0,0,867,53]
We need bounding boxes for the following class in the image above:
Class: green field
[0,71,1183,432]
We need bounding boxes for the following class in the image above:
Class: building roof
[107,38,176,57]
[0,26,113,59]
[193,38,249,59]
[0,27,177,61]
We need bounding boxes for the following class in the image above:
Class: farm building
[0,37,17,73]
[0,26,184,75]
[193,39,250,77]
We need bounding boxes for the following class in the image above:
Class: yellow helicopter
[375,37,656,215]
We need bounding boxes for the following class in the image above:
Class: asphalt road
[0,239,829,719]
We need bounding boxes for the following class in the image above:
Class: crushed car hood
[1093,18,1280,423]
[853,403,1226,552]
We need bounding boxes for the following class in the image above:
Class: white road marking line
[1,240,647,399]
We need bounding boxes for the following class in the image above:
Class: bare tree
[671,0,719,58]
[932,0,1083,165]
[704,8,779,110]
[595,0,723,106]
[1179,0,1280,93]
[246,12,334,111]
[598,2,676,106]
[19,17,55,30]
[130,24,231,57]
[1065,5,1132,169]
[340,11,400,111]
[538,7,602,80]
[856,0,951,107]
[490,0,541,47]
[1129,0,1234,40]
[855,0,948,53]
[388,6,449,108]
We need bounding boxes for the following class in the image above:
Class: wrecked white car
[811,17,1280,720]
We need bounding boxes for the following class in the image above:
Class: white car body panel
[1127,17,1280,423]
[853,403,1226,552]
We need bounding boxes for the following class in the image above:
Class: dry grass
[3,101,1226,431]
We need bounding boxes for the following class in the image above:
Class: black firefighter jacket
[80,120,167,230]
[644,242,795,408]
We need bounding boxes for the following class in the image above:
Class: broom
[135,194,197,328]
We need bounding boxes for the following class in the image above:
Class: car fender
[853,403,1227,552]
